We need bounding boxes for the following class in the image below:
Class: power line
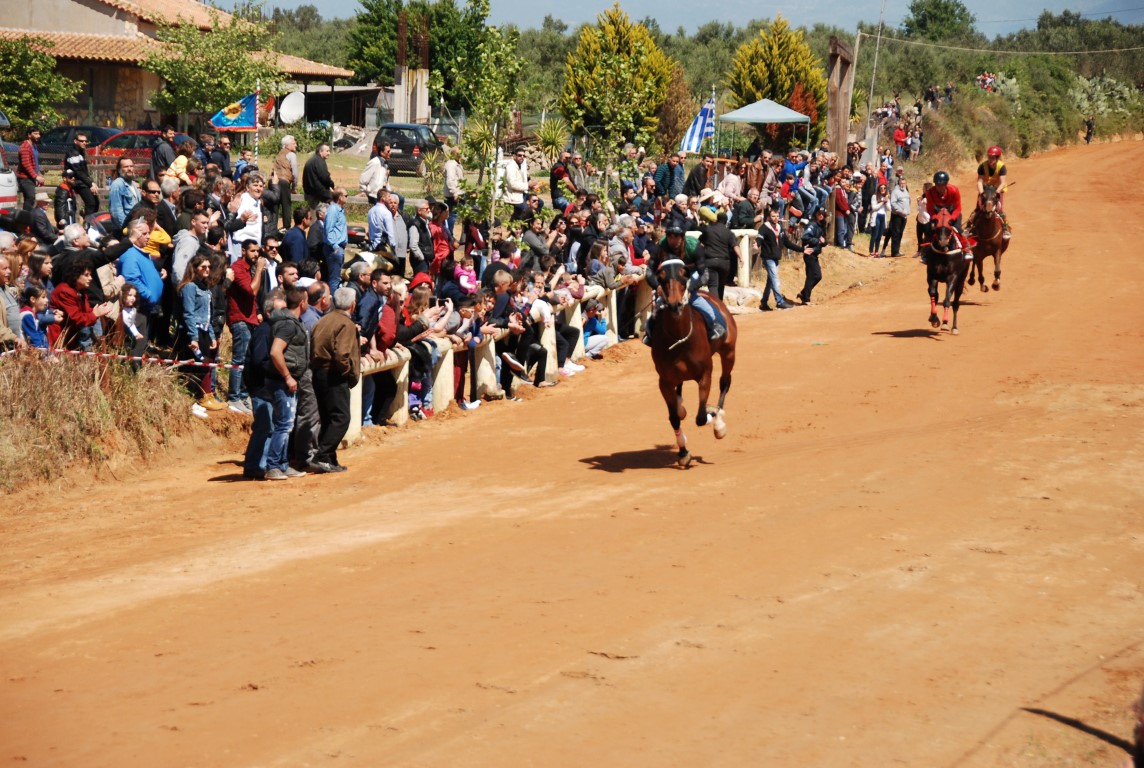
[974,5,1144,24]
[855,31,1144,55]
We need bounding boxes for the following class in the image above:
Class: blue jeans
[361,374,375,426]
[835,214,850,247]
[243,385,273,476]
[553,195,569,214]
[690,294,723,336]
[326,245,345,292]
[266,379,297,472]
[762,259,787,307]
[868,214,887,254]
[227,320,253,402]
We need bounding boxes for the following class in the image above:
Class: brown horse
[924,209,970,335]
[650,260,738,467]
[969,184,1008,292]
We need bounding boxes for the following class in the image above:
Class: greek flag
[680,97,716,154]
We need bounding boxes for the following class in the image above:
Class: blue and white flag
[680,97,716,154]
[210,93,258,132]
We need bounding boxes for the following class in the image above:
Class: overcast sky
[243,0,1144,36]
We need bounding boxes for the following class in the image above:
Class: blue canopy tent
[718,98,811,150]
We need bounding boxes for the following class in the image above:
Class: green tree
[559,5,673,155]
[143,11,282,128]
[267,4,354,69]
[0,38,82,135]
[513,16,578,112]
[654,66,698,154]
[901,0,978,41]
[347,0,488,105]
[724,17,829,145]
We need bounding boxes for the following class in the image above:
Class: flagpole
[254,80,261,166]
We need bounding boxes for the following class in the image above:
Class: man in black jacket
[302,144,335,206]
[30,193,57,246]
[64,133,99,218]
[797,208,827,305]
[683,153,714,198]
[150,126,177,182]
[756,207,798,311]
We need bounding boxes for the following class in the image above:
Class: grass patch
[0,354,192,492]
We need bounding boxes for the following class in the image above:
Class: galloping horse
[969,184,1008,292]
[649,260,738,468]
[924,209,970,335]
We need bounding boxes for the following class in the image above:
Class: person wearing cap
[54,169,79,229]
[644,222,725,343]
[796,208,828,305]
[30,193,57,246]
[698,200,738,301]
[921,170,972,263]
[970,145,1011,238]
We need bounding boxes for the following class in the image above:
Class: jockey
[921,170,973,263]
[969,145,1012,239]
[644,222,726,344]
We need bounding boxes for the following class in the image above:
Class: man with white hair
[273,134,299,230]
[0,252,26,349]
[308,285,360,473]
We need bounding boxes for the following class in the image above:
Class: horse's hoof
[930,319,940,328]
[967,274,975,286]
[951,327,959,335]
[713,410,727,440]
[980,284,988,292]
[941,322,950,331]
[992,281,1001,291]
[677,451,692,468]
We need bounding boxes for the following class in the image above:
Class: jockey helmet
[665,223,685,236]
[987,145,1003,158]
[933,170,950,185]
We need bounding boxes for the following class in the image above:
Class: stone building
[0,0,352,130]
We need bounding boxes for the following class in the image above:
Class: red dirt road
[2,141,1142,767]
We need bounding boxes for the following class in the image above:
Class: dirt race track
[2,141,1142,767]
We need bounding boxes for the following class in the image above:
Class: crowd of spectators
[1,96,949,477]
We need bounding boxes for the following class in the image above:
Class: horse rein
[655,258,696,350]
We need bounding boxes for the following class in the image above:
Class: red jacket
[50,282,98,349]
[833,186,850,216]
[924,184,962,222]
[18,140,39,180]
[226,257,260,325]
[375,301,397,354]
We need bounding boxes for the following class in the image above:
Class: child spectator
[456,254,479,295]
[116,283,146,355]
[19,285,61,350]
[582,299,610,359]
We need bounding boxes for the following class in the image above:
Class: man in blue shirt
[281,206,311,264]
[323,189,348,291]
[367,193,395,252]
[116,218,165,338]
[108,158,141,234]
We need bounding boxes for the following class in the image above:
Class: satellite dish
[279,91,305,125]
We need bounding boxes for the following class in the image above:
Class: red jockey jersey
[925,184,962,222]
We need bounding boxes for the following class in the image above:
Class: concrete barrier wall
[343,277,653,446]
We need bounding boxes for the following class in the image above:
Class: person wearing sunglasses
[64,133,100,219]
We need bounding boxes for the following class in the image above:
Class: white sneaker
[567,361,586,372]
[460,400,481,410]
[191,403,208,419]
[559,365,577,377]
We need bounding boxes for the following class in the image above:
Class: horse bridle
[656,258,695,349]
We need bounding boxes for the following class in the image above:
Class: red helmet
[987,145,1003,158]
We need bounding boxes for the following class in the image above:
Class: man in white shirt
[503,147,531,219]
[443,145,464,234]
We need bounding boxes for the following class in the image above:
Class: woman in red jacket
[51,258,112,350]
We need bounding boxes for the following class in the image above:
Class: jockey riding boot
[1000,211,1011,239]
[642,314,654,347]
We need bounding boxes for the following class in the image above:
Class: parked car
[1,140,18,168]
[376,122,444,177]
[89,130,194,161]
[37,125,121,164]
[0,148,19,213]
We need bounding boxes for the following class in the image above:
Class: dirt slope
[1,140,1142,768]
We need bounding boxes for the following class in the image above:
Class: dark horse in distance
[649,259,738,468]
[924,209,971,335]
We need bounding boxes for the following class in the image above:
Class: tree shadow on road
[580,446,712,473]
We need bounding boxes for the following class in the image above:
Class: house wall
[8,0,129,36]
[56,63,159,129]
